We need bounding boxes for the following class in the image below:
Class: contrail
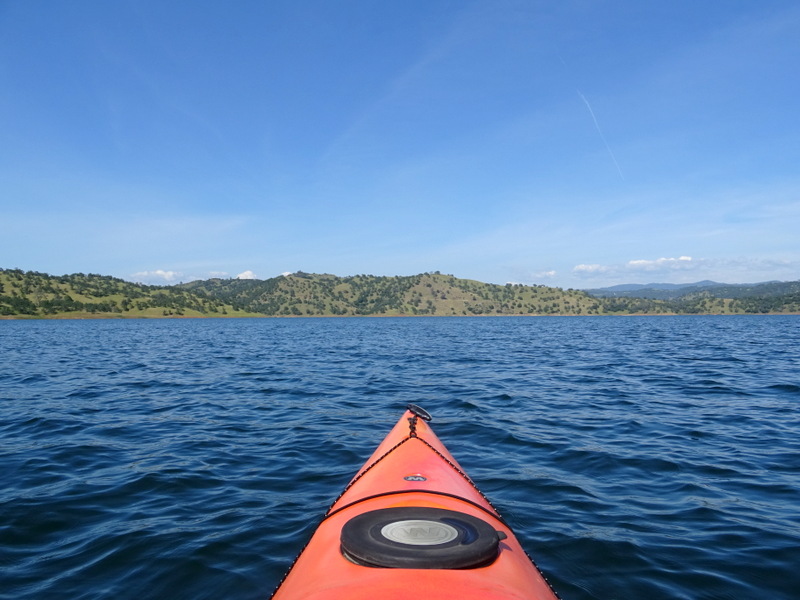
[577,90,625,181]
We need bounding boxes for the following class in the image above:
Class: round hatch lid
[340,507,505,569]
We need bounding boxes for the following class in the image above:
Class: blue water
[1,316,798,599]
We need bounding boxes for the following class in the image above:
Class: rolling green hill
[182,271,800,316]
[2,268,799,318]
[181,271,607,316]
[0,269,255,318]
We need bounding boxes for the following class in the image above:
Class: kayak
[269,405,560,600]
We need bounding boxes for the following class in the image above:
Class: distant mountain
[585,280,791,300]
[2,268,799,318]
[596,280,723,293]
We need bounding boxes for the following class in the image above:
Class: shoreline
[3,312,799,321]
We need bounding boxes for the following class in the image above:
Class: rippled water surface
[1,316,798,599]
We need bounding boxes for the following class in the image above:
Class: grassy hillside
[0,269,256,318]
[183,271,610,316]
[182,271,798,316]
[2,268,799,318]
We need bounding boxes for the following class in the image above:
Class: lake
[1,316,798,599]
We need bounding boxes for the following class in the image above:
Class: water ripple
[1,316,799,599]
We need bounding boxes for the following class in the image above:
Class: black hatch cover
[340,506,505,569]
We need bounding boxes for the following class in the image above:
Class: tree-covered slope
[183,271,785,316]
[183,271,611,316]
[2,268,799,318]
[0,269,253,317]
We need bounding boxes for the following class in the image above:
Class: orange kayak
[270,405,560,600]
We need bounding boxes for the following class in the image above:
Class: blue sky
[2,1,798,288]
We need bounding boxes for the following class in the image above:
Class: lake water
[1,316,798,599]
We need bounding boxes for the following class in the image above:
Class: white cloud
[131,269,182,283]
[236,270,257,280]
[569,255,800,286]
[571,256,705,284]
[573,264,612,274]
[626,256,694,271]
[573,256,697,279]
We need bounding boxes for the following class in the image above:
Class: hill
[181,271,606,316]
[182,271,800,316]
[0,269,255,318]
[2,268,799,318]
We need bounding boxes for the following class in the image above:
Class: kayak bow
[270,405,560,600]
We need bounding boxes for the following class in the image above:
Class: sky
[2,0,799,289]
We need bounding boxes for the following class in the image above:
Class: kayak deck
[270,405,560,600]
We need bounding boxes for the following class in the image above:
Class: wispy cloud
[504,268,559,286]
[573,256,699,280]
[626,256,694,271]
[571,255,800,285]
[130,268,241,285]
[573,263,613,274]
[577,90,625,181]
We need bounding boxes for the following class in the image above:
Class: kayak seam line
[268,436,416,599]
[416,436,563,599]
[415,436,508,522]
[322,488,507,525]
[270,425,563,600]
[324,435,413,517]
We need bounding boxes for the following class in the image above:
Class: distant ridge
[2,268,799,318]
[593,280,723,293]
[585,280,792,300]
